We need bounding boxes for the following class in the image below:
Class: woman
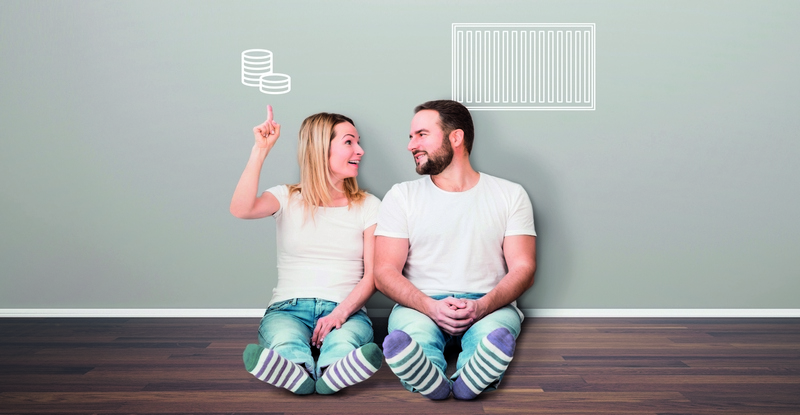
[230,106,382,395]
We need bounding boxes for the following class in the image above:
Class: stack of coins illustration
[259,73,291,94]
[241,49,291,95]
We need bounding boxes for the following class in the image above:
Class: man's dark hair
[414,100,474,154]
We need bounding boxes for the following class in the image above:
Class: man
[374,100,537,400]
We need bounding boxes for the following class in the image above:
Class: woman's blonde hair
[288,112,366,217]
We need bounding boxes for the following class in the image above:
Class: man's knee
[471,306,522,338]
[388,308,440,342]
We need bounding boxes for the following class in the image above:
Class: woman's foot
[243,344,315,395]
[316,343,383,394]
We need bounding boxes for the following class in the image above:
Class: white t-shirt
[266,185,381,306]
[375,173,536,296]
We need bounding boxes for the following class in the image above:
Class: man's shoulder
[386,177,429,196]
[479,173,526,193]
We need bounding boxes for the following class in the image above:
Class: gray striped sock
[383,330,450,400]
[316,343,383,394]
[452,327,515,400]
[243,343,314,395]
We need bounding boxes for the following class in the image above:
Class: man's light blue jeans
[258,298,374,380]
[387,293,522,393]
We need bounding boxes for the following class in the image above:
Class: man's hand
[426,297,473,335]
[443,296,466,310]
[459,299,490,323]
[311,310,346,348]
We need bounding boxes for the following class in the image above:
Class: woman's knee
[258,314,311,348]
[326,314,374,346]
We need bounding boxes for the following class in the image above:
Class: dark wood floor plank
[1,317,799,413]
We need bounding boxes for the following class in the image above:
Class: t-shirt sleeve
[505,184,537,237]
[265,184,289,218]
[362,194,381,230]
[374,185,409,238]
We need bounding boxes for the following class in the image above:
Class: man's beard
[415,137,454,175]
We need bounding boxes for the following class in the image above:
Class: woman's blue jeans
[387,293,522,393]
[258,298,374,380]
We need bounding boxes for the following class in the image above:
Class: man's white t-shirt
[374,172,536,296]
[266,185,381,306]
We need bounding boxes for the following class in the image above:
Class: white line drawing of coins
[259,73,291,95]
[242,49,273,87]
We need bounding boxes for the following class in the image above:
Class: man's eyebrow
[411,128,429,136]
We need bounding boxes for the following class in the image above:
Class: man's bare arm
[462,235,537,321]
[374,235,473,335]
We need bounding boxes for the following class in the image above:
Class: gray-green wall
[2,0,798,310]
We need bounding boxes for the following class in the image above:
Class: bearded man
[374,100,537,400]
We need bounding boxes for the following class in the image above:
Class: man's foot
[316,343,383,394]
[383,330,451,400]
[452,327,516,400]
[243,344,315,395]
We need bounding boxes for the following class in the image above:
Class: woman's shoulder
[348,191,380,216]
[362,191,381,204]
[356,191,380,209]
[266,184,302,212]
[266,184,291,196]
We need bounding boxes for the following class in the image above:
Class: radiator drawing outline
[452,23,595,111]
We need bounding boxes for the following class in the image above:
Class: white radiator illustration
[452,23,595,110]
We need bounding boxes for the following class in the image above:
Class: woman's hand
[311,310,348,348]
[253,105,281,150]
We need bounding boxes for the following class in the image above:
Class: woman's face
[328,122,363,182]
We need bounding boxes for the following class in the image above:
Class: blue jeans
[258,298,374,380]
[387,293,522,393]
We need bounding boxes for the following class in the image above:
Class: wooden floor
[1,318,799,414]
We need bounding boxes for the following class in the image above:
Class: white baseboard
[520,309,800,318]
[2,308,799,318]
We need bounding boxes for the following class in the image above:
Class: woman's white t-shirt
[265,185,380,306]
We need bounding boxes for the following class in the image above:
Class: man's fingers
[266,105,273,123]
[441,322,468,336]
[443,297,466,306]
[443,306,470,320]
[437,315,472,330]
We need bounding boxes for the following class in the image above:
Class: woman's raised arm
[230,105,282,219]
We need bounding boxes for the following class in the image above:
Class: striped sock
[452,327,516,400]
[383,330,451,400]
[316,343,383,394]
[242,343,315,395]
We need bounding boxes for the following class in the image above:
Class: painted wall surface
[1,0,798,309]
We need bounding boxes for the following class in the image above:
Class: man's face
[408,110,454,175]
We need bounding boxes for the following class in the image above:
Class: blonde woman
[230,106,382,395]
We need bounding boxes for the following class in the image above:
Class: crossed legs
[384,297,521,400]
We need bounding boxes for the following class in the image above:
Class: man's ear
[449,129,465,149]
